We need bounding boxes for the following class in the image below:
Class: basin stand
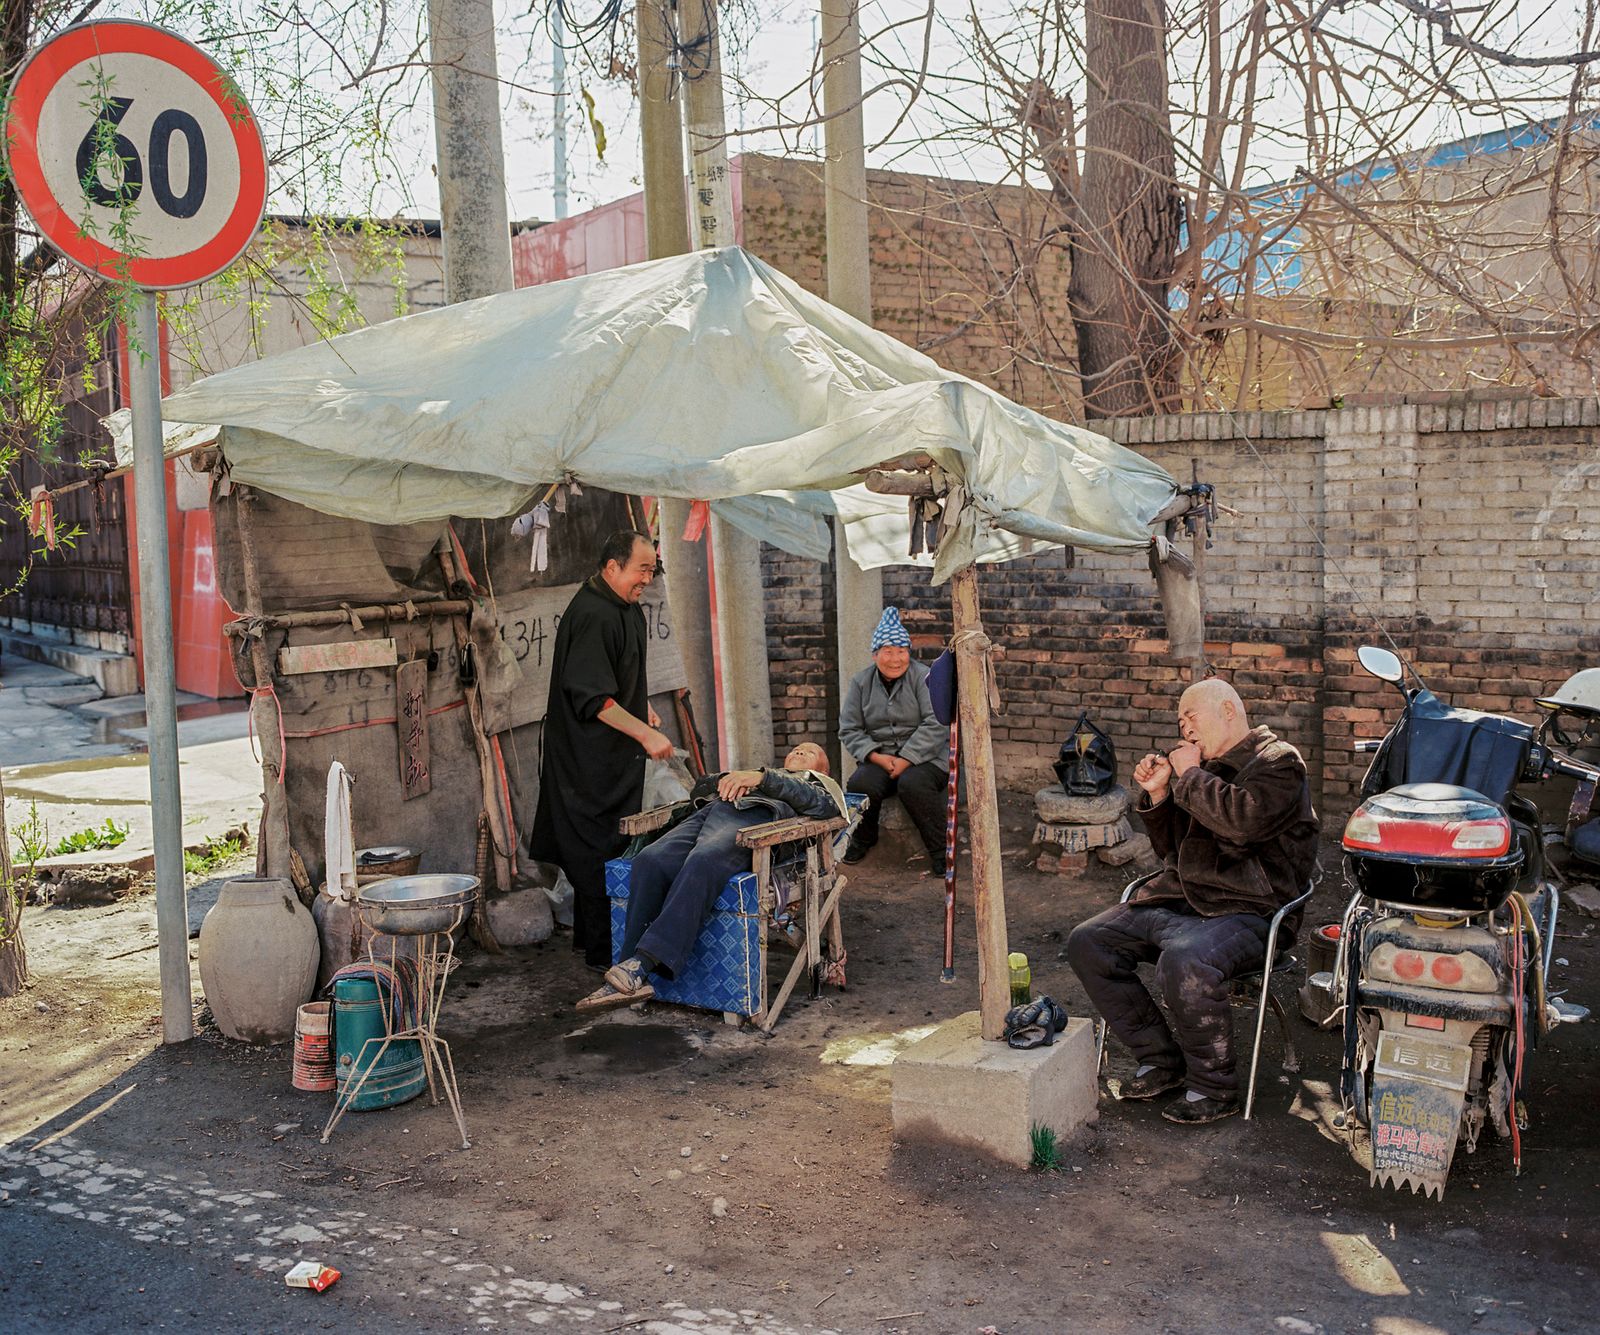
[321,906,471,1149]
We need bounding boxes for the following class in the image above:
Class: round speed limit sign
[3,20,267,289]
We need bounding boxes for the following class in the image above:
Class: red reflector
[1404,1014,1447,1031]
[1431,956,1464,985]
[1393,951,1425,981]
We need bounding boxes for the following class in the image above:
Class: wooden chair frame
[1092,872,1316,1119]
[616,804,853,1032]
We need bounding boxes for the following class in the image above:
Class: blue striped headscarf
[870,606,911,652]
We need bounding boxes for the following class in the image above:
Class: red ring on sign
[3,20,267,289]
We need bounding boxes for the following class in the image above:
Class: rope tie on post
[949,627,1002,715]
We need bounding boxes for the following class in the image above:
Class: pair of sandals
[1003,995,1070,1049]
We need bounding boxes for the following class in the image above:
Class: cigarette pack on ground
[284,1261,341,1292]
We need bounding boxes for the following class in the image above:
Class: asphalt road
[0,1196,405,1334]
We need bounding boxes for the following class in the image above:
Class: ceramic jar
[198,877,320,1043]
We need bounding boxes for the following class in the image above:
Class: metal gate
[0,331,131,639]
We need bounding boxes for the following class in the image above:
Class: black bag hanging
[1054,712,1118,796]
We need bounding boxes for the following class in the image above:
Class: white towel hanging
[323,760,357,901]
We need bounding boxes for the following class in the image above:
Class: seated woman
[577,741,843,1013]
[839,607,949,875]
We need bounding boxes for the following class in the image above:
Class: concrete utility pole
[636,0,719,764]
[821,0,883,770]
[678,0,775,769]
[428,0,515,302]
[553,7,568,220]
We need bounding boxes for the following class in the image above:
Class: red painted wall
[118,314,242,699]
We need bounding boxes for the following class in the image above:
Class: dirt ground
[2,793,1597,1334]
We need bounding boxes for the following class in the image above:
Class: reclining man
[1066,679,1319,1124]
[578,741,845,1013]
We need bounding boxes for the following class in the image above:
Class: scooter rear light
[1341,796,1512,859]
[1450,820,1512,853]
[1367,941,1499,992]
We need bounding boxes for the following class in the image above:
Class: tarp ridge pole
[129,292,193,1044]
[638,0,718,765]
[822,0,883,777]
[950,564,1010,1040]
[679,0,774,770]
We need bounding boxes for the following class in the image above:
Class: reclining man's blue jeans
[621,803,771,980]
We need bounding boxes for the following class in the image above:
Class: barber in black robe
[531,530,672,968]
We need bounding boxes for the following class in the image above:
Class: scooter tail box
[1343,784,1524,912]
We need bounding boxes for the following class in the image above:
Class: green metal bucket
[332,977,426,1111]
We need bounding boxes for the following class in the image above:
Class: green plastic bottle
[1008,951,1031,1008]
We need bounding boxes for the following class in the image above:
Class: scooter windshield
[1390,689,1532,806]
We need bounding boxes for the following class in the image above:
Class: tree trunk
[1063,0,1184,417]
[1,0,36,997]
[0,770,28,997]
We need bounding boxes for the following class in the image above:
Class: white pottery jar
[199,877,320,1043]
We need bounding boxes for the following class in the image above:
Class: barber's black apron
[530,577,648,965]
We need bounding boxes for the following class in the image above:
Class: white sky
[43,0,1600,226]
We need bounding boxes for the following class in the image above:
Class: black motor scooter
[1327,646,1591,1198]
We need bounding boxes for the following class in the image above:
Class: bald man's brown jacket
[1132,726,1319,930]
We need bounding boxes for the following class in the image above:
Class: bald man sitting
[1067,680,1319,1124]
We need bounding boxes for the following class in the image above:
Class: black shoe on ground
[1161,1093,1240,1125]
[1118,1066,1185,1101]
[842,840,869,865]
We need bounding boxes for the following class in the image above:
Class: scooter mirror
[1357,645,1405,683]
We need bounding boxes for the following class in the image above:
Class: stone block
[892,1011,1099,1168]
[1096,832,1156,868]
[1032,816,1131,852]
[1034,783,1131,825]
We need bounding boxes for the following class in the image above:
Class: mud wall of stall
[212,484,685,887]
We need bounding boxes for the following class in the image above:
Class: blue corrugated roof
[1191,110,1600,299]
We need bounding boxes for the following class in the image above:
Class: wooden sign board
[396,658,431,800]
[278,637,398,676]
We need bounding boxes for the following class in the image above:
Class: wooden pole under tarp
[949,563,1011,1040]
[859,457,1012,1038]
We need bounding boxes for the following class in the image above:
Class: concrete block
[0,630,138,697]
[892,1011,1099,1167]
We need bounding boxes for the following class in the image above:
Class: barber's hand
[717,769,762,802]
[640,727,674,761]
[1168,742,1202,777]
[1134,751,1173,802]
[647,704,662,729]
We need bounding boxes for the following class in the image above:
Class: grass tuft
[1029,1121,1064,1173]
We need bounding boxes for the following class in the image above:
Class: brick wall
[763,395,1600,823]
[738,154,1082,420]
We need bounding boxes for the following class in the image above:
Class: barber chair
[606,794,867,1031]
[1093,872,1317,1120]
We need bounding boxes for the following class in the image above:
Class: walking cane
[942,718,959,981]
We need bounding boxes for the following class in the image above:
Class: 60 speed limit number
[3,20,267,289]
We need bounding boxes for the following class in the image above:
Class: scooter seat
[1388,782,1496,806]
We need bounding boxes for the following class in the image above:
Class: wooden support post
[1187,513,1209,685]
[447,614,515,895]
[950,563,1010,1040]
[237,492,291,882]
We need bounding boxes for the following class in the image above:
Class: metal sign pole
[129,290,192,1044]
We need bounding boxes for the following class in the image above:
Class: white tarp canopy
[113,246,1177,578]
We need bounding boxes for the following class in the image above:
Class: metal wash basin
[355,874,478,935]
